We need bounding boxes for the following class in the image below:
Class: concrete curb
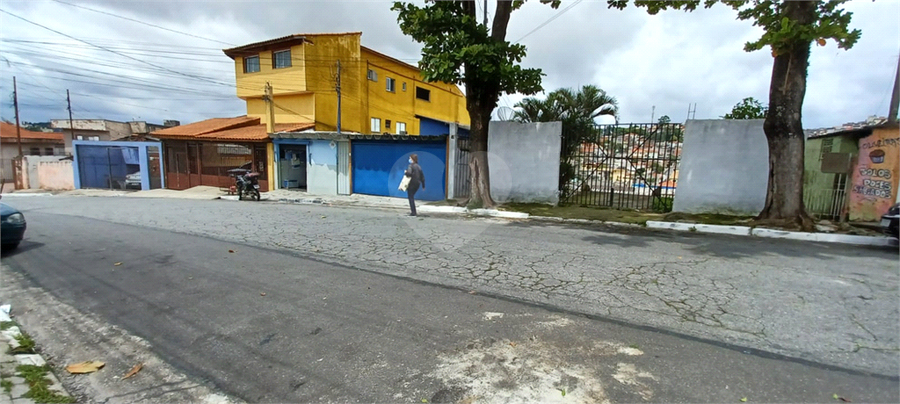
[1,304,74,403]
[646,221,897,247]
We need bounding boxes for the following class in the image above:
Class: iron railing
[560,123,683,211]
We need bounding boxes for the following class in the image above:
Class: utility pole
[335,60,341,135]
[13,77,22,158]
[888,53,899,124]
[484,0,488,25]
[650,105,655,124]
[264,82,275,134]
[67,89,75,144]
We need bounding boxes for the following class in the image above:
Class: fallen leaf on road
[740,398,747,402]
[833,394,839,400]
[260,293,267,296]
[122,363,143,379]
[509,342,517,347]
[66,361,105,374]
[839,398,851,403]
[114,262,122,266]
[228,250,235,253]
[321,216,327,219]
[468,291,477,295]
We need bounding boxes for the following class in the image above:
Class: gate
[76,145,138,189]
[560,123,683,211]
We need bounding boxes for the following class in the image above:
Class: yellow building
[223,32,470,135]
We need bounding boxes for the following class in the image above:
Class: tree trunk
[756,1,815,230]
[466,99,495,208]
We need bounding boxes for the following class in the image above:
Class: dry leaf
[260,292,267,296]
[122,363,143,379]
[228,250,235,253]
[468,291,477,295]
[509,342,517,347]
[839,398,851,403]
[114,262,122,266]
[66,361,105,374]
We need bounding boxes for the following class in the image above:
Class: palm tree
[514,85,619,201]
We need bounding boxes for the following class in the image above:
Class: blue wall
[419,117,450,136]
[72,141,164,190]
[351,140,446,201]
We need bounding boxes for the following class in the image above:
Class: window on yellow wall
[244,55,260,73]
[386,120,391,129]
[397,122,407,135]
[416,87,430,102]
[273,50,291,69]
[371,118,381,133]
[386,77,396,92]
[402,82,407,92]
[367,69,378,82]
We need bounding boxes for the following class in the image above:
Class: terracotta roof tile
[196,123,315,142]
[0,121,64,142]
[151,116,260,138]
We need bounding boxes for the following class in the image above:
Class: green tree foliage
[393,0,560,207]
[723,97,768,119]
[610,0,861,226]
[514,85,619,199]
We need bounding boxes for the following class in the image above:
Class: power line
[49,0,236,46]
[515,0,584,43]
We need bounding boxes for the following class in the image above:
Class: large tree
[723,97,768,119]
[393,0,559,208]
[610,0,861,227]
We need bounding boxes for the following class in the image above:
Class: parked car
[125,172,141,189]
[881,202,899,239]
[1,200,26,250]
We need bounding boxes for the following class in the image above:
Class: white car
[124,172,141,189]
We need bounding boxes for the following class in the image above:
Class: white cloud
[0,0,896,129]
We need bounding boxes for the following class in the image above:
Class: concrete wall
[672,119,768,215]
[488,121,562,205]
[37,160,74,190]
[307,140,338,195]
[848,125,900,221]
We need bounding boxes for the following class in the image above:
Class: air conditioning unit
[399,131,408,135]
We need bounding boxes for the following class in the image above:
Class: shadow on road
[503,220,898,261]
[1,240,45,258]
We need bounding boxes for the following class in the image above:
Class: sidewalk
[0,305,74,404]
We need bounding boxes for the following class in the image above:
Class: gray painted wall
[672,119,768,215]
[307,140,338,195]
[488,121,562,205]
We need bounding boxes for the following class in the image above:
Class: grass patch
[1,378,12,393]
[502,203,664,225]
[9,332,36,354]
[0,321,17,331]
[663,212,754,226]
[15,365,74,404]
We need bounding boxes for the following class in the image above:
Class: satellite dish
[496,106,515,121]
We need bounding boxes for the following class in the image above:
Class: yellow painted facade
[225,33,469,135]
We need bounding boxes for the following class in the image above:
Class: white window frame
[244,55,260,73]
[396,122,407,135]
[273,50,291,69]
[402,82,407,92]
[367,69,378,82]
[370,118,381,133]
[386,77,395,92]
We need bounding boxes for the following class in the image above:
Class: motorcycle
[228,168,261,201]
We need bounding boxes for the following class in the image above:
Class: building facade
[223,32,470,136]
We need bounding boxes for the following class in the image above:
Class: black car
[1,200,26,250]
[882,202,899,239]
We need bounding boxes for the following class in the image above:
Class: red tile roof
[150,116,260,138]
[0,121,64,142]
[197,123,315,142]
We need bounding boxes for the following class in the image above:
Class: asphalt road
[0,195,897,403]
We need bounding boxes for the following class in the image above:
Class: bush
[652,197,673,213]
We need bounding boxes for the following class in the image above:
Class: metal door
[337,141,350,195]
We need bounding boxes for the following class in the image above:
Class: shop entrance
[278,145,307,190]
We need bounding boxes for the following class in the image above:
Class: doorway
[278,145,307,190]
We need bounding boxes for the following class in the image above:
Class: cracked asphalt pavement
[8,195,900,377]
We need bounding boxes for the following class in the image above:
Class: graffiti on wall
[849,130,900,221]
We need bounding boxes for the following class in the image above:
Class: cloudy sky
[0,0,897,129]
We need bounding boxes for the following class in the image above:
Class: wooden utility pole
[67,89,75,142]
[335,60,341,135]
[264,82,275,133]
[13,76,22,158]
[889,53,899,124]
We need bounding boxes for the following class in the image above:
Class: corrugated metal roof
[271,131,447,142]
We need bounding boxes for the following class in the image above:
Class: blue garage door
[76,145,140,189]
[351,140,446,201]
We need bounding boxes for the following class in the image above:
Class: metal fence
[804,173,849,221]
[454,136,471,199]
[560,123,683,211]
